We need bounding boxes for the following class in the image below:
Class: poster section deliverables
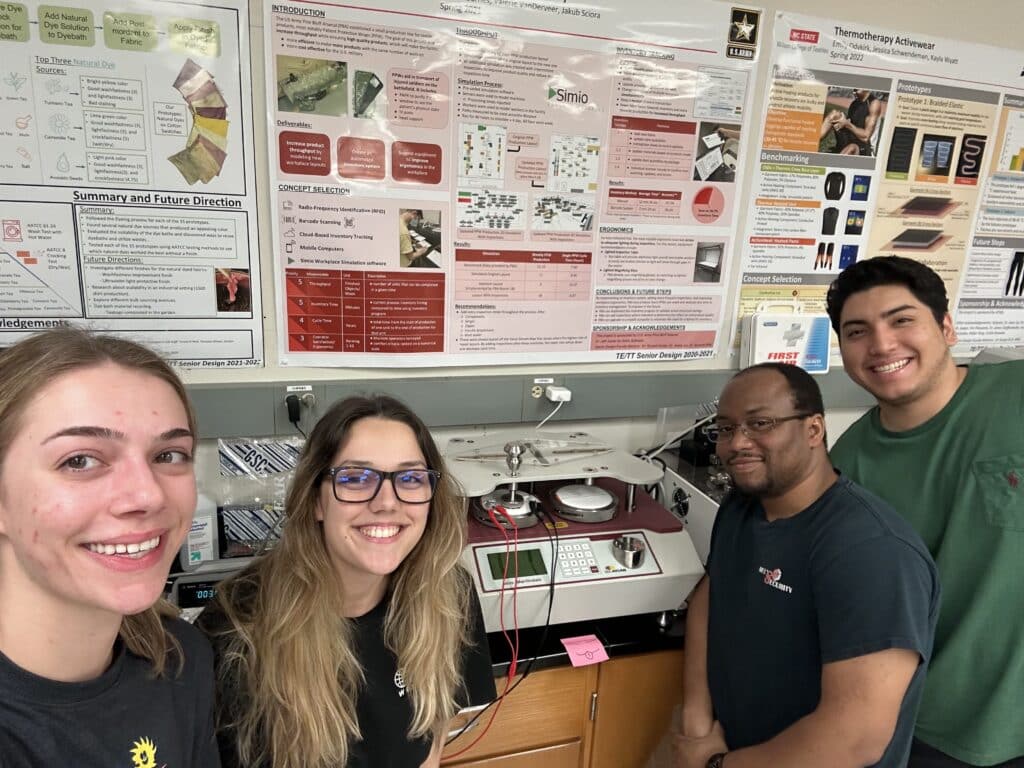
[0,0,263,366]
[268,0,761,366]
[734,12,1024,359]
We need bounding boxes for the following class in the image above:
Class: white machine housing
[447,431,704,632]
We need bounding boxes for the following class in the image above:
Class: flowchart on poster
[0,0,262,366]
[735,13,1024,357]
[267,0,764,367]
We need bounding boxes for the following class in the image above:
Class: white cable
[644,410,717,463]
[535,400,564,430]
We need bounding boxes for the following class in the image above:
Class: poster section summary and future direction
[0,0,263,367]
[734,12,1024,357]
[267,0,763,366]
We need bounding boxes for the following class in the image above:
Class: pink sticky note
[560,634,609,667]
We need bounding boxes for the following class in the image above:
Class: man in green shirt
[826,256,1024,768]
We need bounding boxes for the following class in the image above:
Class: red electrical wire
[442,505,522,761]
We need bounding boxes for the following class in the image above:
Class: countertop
[486,609,685,677]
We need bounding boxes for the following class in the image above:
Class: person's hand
[674,720,727,768]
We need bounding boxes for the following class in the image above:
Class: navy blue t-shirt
[707,475,939,767]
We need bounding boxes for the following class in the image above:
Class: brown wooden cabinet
[442,649,683,768]
[589,649,685,768]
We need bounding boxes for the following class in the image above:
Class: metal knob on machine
[612,535,646,569]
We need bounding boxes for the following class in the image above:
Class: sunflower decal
[130,737,158,768]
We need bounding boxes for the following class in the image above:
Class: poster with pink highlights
[0,0,262,367]
[266,0,762,366]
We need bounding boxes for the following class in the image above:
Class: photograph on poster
[693,122,741,182]
[819,88,888,156]
[694,241,724,282]
[216,268,251,312]
[918,133,956,177]
[353,70,384,118]
[399,209,441,268]
[277,56,348,115]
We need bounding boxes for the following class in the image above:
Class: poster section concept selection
[268,0,762,366]
[734,12,1024,358]
[0,0,262,367]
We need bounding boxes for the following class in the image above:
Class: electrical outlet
[286,384,314,407]
[545,385,572,402]
[531,385,544,399]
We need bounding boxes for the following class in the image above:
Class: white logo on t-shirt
[758,566,793,594]
[394,669,407,697]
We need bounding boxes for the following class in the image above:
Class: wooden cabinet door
[450,741,581,768]
[442,664,598,766]
[588,649,685,768]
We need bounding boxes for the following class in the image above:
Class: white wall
[179,0,1022,386]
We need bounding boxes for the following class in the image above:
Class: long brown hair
[0,326,196,675]
[209,394,471,768]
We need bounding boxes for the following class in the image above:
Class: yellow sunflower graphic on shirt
[130,737,158,768]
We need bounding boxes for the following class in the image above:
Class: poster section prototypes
[267,0,761,367]
[735,13,1024,359]
[0,0,261,366]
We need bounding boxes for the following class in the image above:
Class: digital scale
[446,431,704,632]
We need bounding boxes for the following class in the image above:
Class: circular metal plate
[552,483,617,523]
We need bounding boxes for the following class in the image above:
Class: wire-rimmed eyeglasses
[323,466,441,503]
[708,413,814,443]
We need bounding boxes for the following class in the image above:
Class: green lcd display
[487,548,547,580]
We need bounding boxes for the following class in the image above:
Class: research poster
[267,0,763,366]
[735,12,1024,357]
[0,0,263,366]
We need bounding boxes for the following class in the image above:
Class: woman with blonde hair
[0,327,218,765]
[198,394,494,767]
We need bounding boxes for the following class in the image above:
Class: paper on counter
[560,634,609,667]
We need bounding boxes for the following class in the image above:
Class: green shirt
[831,360,1024,765]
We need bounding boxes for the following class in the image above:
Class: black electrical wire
[284,394,308,438]
[643,455,666,500]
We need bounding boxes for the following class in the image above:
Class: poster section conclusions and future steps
[735,12,1024,357]
[268,0,762,366]
[0,0,262,367]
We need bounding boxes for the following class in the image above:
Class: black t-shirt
[199,580,495,767]
[0,618,219,768]
[350,590,495,767]
[706,476,939,767]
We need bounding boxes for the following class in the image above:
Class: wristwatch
[706,753,727,768]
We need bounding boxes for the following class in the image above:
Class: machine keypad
[558,540,597,579]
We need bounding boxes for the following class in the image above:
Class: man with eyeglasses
[676,362,939,768]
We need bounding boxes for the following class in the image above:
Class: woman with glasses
[197,394,495,768]
[0,328,218,766]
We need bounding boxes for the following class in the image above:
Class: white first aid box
[740,313,832,374]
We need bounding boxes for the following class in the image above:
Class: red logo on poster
[790,29,819,44]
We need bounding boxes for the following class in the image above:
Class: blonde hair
[0,326,197,676]
[209,395,471,768]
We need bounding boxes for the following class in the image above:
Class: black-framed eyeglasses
[708,414,814,443]
[323,466,441,504]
